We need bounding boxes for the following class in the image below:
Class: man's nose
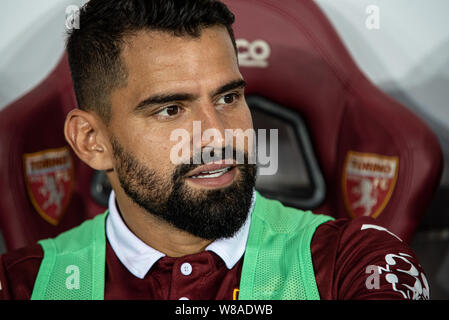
[194,104,226,150]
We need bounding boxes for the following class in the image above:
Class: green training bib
[31,193,333,300]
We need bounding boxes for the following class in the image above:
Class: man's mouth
[185,162,237,188]
[190,167,233,179]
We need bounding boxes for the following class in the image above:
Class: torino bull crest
[23,147,74,225]
[343,151,399,218]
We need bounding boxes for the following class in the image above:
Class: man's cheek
[169,128,192,165]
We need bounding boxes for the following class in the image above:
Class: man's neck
[114,191,213,257]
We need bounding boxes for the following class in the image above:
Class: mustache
[173,147,252,179]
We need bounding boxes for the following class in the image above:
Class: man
[0,0,429,300]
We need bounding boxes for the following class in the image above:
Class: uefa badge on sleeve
[23,147,74,225]
[342,151,399,218]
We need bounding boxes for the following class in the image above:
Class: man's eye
[218,93,240,105]
[156,105,181,117]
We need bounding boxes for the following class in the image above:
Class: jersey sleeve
[0,255,9,300]
[0,244,44,300]
[311,216,430,300]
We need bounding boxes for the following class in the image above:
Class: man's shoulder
[0,243,43,300]
[313,215,414,271]
[316,215,405,247]
[1,243,43,267]
[312,216,429,300]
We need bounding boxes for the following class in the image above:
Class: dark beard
[110,136,257,240]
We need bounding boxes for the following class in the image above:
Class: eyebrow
[133,79,246,112]
[211,79,246,98]
[134,93,196,112]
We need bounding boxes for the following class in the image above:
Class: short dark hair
[66,0,236,123]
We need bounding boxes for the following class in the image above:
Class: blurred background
[0,0,448,299]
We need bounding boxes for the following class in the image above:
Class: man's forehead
[121,27,237,72]
[119,26,240,99]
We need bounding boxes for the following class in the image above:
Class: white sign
[237,39,271,68]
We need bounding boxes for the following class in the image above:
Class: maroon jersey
[0,216,429,300]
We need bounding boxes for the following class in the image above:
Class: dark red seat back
[0,0,443,250]
[0,54,106,251]
[225,0,443,243]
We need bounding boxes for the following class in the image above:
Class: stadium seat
[0,54,107,251]
[0,0,443,250]
[224,0,443,243]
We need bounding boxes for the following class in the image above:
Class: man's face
[106,26,257,240]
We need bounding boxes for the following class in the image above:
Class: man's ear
[64,109,114,171]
